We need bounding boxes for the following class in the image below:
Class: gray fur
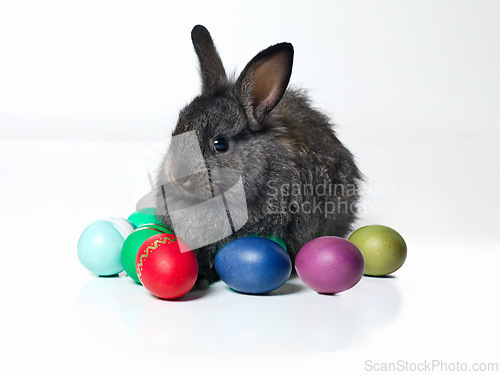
[156,25,362,288]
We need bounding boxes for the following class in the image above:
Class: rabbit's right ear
[191,25,227,95]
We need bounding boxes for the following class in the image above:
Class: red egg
[136,233,198,299]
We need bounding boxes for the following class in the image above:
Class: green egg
[249,233,287,251]
[348,225,407,276]
[127,208,163,227]
[121,223,174,283]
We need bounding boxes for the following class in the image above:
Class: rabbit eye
[213,136,229,153]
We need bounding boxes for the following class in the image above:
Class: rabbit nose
[177,175,193,187]
[176,175,200,196]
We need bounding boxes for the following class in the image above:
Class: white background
[1,1,499,374]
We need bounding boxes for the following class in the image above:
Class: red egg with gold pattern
[136,233,198,299]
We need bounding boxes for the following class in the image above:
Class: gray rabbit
[155,25,361,288]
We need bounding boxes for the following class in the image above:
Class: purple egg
[295,236,364,294]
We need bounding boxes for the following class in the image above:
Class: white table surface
[0,136,498,375]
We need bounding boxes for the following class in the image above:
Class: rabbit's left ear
[234,43,293,127]
[191,25,227,95]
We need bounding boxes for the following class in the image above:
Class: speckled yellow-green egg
[348,225,407,276]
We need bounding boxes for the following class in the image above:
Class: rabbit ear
[191,25,227,95]
[234,43,294,127]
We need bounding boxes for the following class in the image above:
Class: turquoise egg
[77,217,136,276]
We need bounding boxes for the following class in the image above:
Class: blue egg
[215,237,292,294]
[78,217,136,276]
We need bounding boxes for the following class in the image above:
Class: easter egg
[295,236,364,294]
[121,223,174,283]
[215,237,292,294]
[128,208,163,227]
[136,233,198,299]
[250,233,287,251]
[348,225,407,276]
[78,217,136,276]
